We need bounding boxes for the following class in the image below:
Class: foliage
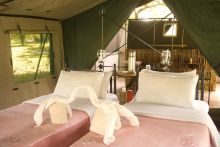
[10,33,52,83]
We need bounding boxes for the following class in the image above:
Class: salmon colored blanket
[71,115,211,147]
[0,103,90,147]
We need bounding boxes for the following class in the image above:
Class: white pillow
[141,69,196,76]
[135,72,199,108]
[54,70,104,98]
[70,70,113,99]
[99,71,113,99]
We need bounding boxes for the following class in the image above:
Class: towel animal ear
[34,100,47,127]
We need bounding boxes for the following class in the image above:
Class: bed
[70,69,220,147]
[0,70,116,147]
[0,102,89,147]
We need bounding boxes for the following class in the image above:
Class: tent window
[163,23,177,37]
[9,33,54,83]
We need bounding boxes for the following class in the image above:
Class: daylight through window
[10,33,54,83]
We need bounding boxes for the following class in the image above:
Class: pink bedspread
[71,115,211,147]
[0,103,90,147]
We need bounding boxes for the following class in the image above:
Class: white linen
[135,72,198,108]
[194,100,209,113]
[24,94,95,120]
[25,92,118,120]
[141,69,196,76]
[68,98,95,119]
[70,70,113,99]
[125,102,220,147]
[54,70,104,98]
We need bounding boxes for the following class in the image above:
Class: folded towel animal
[90,101,139,145]
[34,86,85,126]
[33,95,72,126]
[81,86,139,145]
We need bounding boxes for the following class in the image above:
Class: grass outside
[11,42,51,83]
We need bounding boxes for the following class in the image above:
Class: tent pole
[34,26,50,80]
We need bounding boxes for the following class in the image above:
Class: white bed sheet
[24,93,118,120]
[193,100,209,113]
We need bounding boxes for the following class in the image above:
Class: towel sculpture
[34,87,83,126]
[34,95,73,126]
[34,86,139,145]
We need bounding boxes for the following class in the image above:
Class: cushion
[99,71,113,99]
[135,72,199,108]
[54,70,104,98]
[70,70,113,99]
[141,69,196,76]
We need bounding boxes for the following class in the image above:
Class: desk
[116,71,136,77]
[118,61,142,71]
[115,70,138,103]
[122,61,142,66]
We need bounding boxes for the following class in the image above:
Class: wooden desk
[118,61,142,71]
[110,64,140,98]
[122,61,142,66]
[116,71,137,77]
[115,70,138,98]
[185,63,198,70]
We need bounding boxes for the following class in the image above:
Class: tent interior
[1,0,220,142]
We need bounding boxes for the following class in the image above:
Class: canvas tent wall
[61,0,220,77]
[163,0,220,76]
[61,0,142,70]
[0,0,106,110]
[0,16,64,109]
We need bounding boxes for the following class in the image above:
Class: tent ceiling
[0,0,105,20]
